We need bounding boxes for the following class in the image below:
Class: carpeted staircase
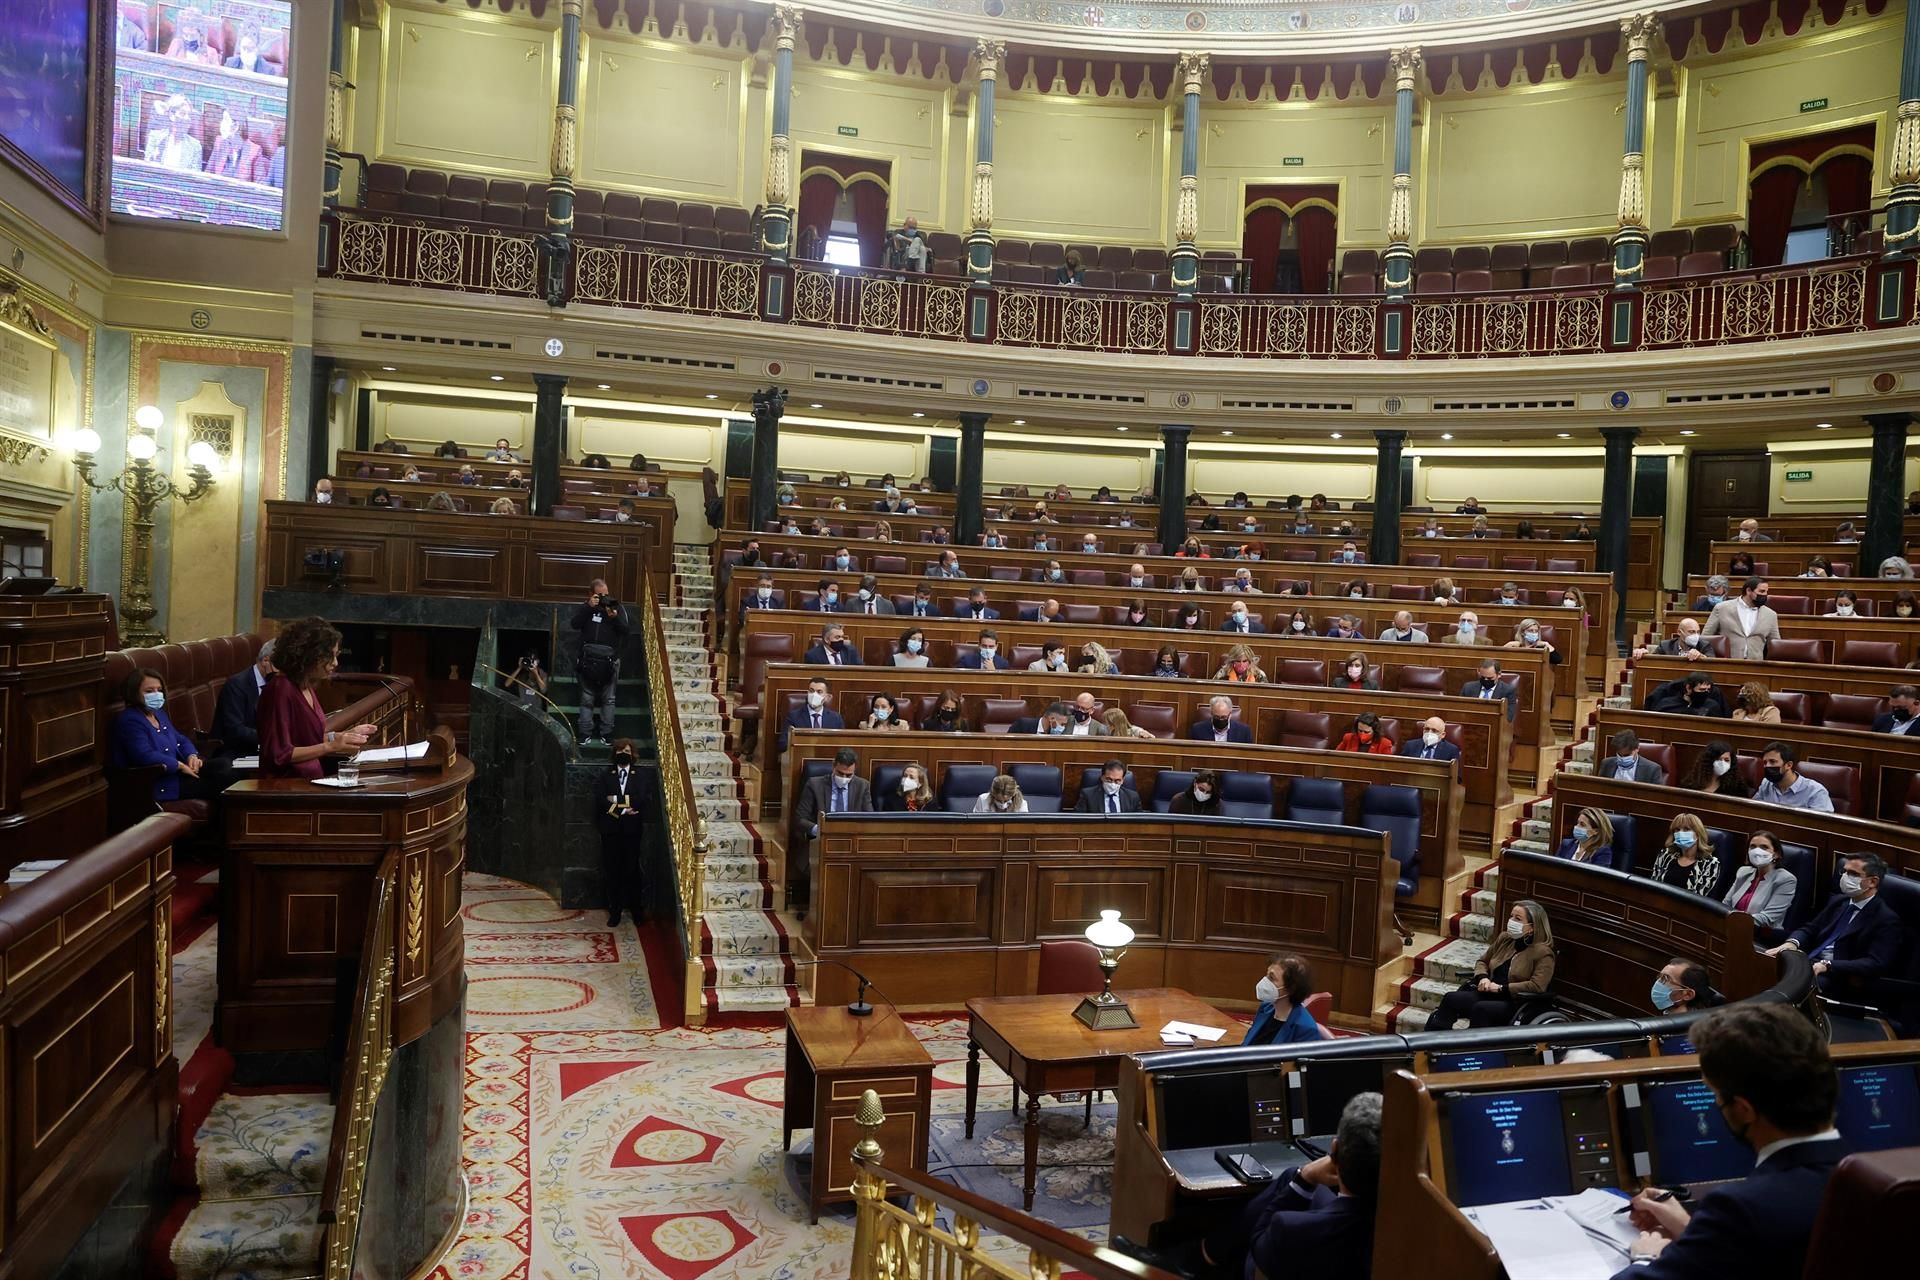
[1388,692,1631,1030]
[166,1093,333,1280]
[664,546,800,1017]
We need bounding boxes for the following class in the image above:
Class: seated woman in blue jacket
[1243,954,1323,1045]
[111,667,209,811]
[1553,807,1615,868]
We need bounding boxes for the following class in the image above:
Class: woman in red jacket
[1334,711,1396,754]
[258,616,377,779]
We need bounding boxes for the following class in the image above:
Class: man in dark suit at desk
[212,638,276,757]
[961,588,1000,621]
[1398,715,1462,766]
[1191,695,1255,744]
[1075,759,1142,813]
[1614,1003,1845,1280]
[956,630,1013,671]
[781,677,844,748]
[1872,684,1920,734]
[804,624,860,667]
[792,748,872,841]
[1178,1091,1381,1280]
[1459,657,1519,722]
[903,585,943,619]
[1764,852,1905,998]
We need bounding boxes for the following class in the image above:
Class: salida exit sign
[1786,469,1814,482]
[1799,97,1827,113]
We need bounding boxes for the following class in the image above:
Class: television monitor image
[1642,1079,1752,1185]
[1430,1050,1517,1074]
[1443,1086,1613,1207]
[108,0,290,230]
[1836,1064,1920,1154]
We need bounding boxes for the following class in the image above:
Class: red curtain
[1241,205,1285,295]
[1821,153,1873,226]
[795,173,839,259]
[848,179,890,267]
[1746,167,1802,267]
[1294,206,1337,295]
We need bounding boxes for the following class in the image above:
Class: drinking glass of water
[338,755,361,787]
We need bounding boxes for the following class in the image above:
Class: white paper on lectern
[1461,1198,1628,1280]
[1160,1021,1227,1042]
[355,741,431,764]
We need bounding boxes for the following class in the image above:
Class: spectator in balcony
[1378,611,1427,643]
[579,453,608,468]
[1307,493,1331,513]
[797,224,823,260]
[1093,485,1117,502]
[1335,712,1394,754]
[1896,590,1919,619]
[1692,574,1732,611]
[424,491,458,513]
[1281,607,1314,637]
[1683,740,1752,799]
[1514,520,1538,540]
[1215,645,1267,683]
[1222,599,1264,634]
[368,487,394,509]
[1734,518,1771,543]
[1055,249,1087,285]
[1193,696,1254,744]
[1824,589,1860,618]
[165,10,221,64]
[1799,556,1833,579]
[887,217,930,272]
[484,438,518,462]
[1570,518,1595,540]
[1170,767,1224,815]
[1732,681,1780,724]
[893,628,929,668]
[859,693,911,732]
[921,693,969,733]
[1468,516,1494,540]
[434,440,466,460]
[312,477,334,504]
[971,774,1028,813]
[1151,645,1185,678]
[1753,742,1834,812]
[1553,808,1615,866]
[1649,814,1720,898]
[884,763,935,813]
[1080,642,1120,676]
[1332,654,1376,691]
[1880,555,1916,580]
[1456,496,1487,515]
[1504,617,1562,665]
[1646,669,1729,717]
[1332,541,1363,565]
[1175,603,1203,629]
[1722,831,1798,932]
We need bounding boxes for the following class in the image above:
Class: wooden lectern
[218,726,469,1053]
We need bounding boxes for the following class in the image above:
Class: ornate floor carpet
[429,874,1114,1280]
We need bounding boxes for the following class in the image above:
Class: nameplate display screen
[109,0,292,231]
[1442,1085,1615,1207]
[1837,1064,1920,1153]
[1642,1079,1751,1185]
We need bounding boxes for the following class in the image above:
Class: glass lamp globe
[1073,910,1140,1030]
[126,433,159,462]
[1085,909,1135,951]
[187,440,219,470]
[70,426,102,455]
[133,405,164,432]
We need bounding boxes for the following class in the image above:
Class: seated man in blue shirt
[1612,1003,1845,1280]
[1750,742,1833,812]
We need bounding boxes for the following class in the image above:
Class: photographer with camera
[502,651,549,708]
[572,579,630,746]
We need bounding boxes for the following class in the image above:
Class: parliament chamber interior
[5,0,1920,1277]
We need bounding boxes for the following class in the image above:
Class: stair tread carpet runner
[670,546,799,1015]
[169,1094,334,1280]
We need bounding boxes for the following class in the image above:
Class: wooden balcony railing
[639,570,706,1023]
[320,207,1901,360]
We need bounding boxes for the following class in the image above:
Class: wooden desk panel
[783,1006,933,1221]
[262,501,659,603]
[1707,539,1881,579]
[0,593,114,862]
[807,813,1398,1014]
[1628,655,1920,714]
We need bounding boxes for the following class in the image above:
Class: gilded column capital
[975,38,1005,81]
[1387,172,1413,243]
[550,103,578,180]
[770,4,801,51]
[1615,151,1646,230]
[1621,11,1657,61]
[969,161,995,233]
[560,0,583,18]
[1893,99,1920,188]
[1388,47,1423,92]
[1177,51,1210,98]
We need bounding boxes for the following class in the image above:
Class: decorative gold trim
[1748,143,1877,182]
[1244,196,1339,218]
[153,898,171,1064]
[0,435,50,466]
[406,858,425,969]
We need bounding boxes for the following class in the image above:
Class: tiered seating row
[1337,223,1741,294]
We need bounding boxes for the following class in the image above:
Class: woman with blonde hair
[1430,576,1461,605]
[488,496,519,516]
[1103,707,1157,740]
[1504,617,1563,665]
[883,763,935,813]
[1427,899,1555,1029]
[971,774,1028,813]
[1649,813,1720,897]
[874,519,894,543]
[1732,682,1780,723]
[424,490,458,513]
[1079,641,1120,676]
[1214,643,1267,683]
[1553,808,1615,867]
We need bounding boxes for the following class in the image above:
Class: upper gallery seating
[1337,224,1744,295]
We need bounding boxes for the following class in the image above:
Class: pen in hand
[1617,1188,1676,1214]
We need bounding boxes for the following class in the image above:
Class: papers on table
[355,741,430,764]
[310,776,363,788]
[1461,1189,1637,1280]
[230,755,259,770]
[1159,1020,1229,1047]
[6,859,66,886]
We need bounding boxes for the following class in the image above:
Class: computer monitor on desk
[1289,1052,1414,1152]
[1836,1062,1920,1152]
[1438,1084,1619,1207]
[1156,1064,1290,1151]
[1630,1078,1752,1187]
[1427,1048,1544,1074]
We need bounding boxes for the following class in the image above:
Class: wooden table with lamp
[964,912,1239,1210]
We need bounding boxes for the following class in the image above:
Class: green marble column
[966,39,1003,287]
[761,4,800,262]
[1170,52,1208,299]
[542,0,584,306]
[1609,13,1656,289]
[1383,47,1422,301]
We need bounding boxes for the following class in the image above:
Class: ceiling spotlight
[1012,419,1026,425]
[1116,425,1129,431]
[1557,432,1571,438]
[489,374,504,382]
[1680,429,1696,436]
[911,411,925,418]
[705,393,718,399]
[1817,422,1834,430]
[1440,433,1454,441]
[596,383,610,390]
[1221,430,1233,436]
[809,402,823,409]
[381,365,396,372]
[1330,432,1342,440]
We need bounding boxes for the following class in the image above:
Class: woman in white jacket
[1720,830,1798,931]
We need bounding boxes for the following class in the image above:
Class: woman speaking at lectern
[258,616,377,779]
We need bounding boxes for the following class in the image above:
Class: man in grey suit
[793,747,873,839]
[1701,577,1781,660]
[1377,610,1429,643]
[848,575,897,616]
[1595,729,1668,784]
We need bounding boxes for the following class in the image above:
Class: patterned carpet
[430,874,1114,1280]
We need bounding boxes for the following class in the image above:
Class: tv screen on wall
[108,0,291,231]
[0,0,105,217]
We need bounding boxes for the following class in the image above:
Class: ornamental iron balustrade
[322,210,1893,360]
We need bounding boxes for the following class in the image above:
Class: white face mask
[1835,604,1855,617]
[1506,918,1527,939]
[757,587,772,599]
[315,490,332,503]
[1349,588,1363,598]
[1255,975,1281,1004]
[1423,730,1442,747]
[1840,872,1865,896]
[1748,847,1772,867]
[1192,786,1212,801]
[806,692,825,709]
[1712,758,1731,776]
[1102,780,1121,796]
[900,776,919,792]
[1563,599,1578,608]
[1291,619,1306,632]
[857,588,872,600]
[980,645,996,657]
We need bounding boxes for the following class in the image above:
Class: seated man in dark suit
[803,623,860,666]
[780,677,844,748]
[212,638,276,757]
[1018,598,1067,624]
[959,588,1000,621]
[1872,684,1920,735]
[1644,670,1729,717]
[1075,759,1142,813]
[791,747,873,842]
[1186,1091,1380,1279]
[738,572,784,624]
[1458,657,1518,722]
[955,629,1013,671]
[1765,852,1905,998]
[1220,599,1266,634]
[902,583,943,619]
[1191,694,1255,744]
[1010,703,1071,736]
[1595,729,1669,784]
[1614,1003,1846,1279]
[1690,574,1732,612]
[1397,714,1461,765]
[809,577,843,612]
